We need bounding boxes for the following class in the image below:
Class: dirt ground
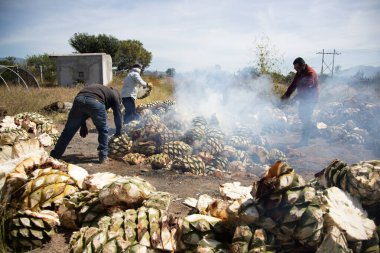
[28,119,378,253]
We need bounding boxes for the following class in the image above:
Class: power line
[316,49,341,76]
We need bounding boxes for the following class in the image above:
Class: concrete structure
[50,53,112,86]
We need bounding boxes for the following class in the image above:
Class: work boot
[302,122,311,141]
[295,138,309,147]
[99,157,109,164]
[294,129,310,148]
[293,138,308,148]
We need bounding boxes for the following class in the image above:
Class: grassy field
[109,74,175,105]
[0,75,174,120]
[0,86,80,116]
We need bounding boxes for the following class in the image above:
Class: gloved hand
[280,95,287,100]
[80,125,88,138]
[79,123,88,138]
[147,82,153,89]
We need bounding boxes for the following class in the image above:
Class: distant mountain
[337,65,380,78]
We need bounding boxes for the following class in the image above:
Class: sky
[0,0,379,73]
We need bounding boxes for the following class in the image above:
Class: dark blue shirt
[78,84,122,134]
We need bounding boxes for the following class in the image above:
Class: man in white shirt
[121,64,151,124]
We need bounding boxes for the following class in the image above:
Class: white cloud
[0,0,379,72]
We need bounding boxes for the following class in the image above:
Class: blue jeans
[51,95,108,160]
[122,97,139,124]
[298,101,317,141]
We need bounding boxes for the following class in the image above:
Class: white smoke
[173,66,283,134]
[170,66,380,173]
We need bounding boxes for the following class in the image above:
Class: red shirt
[283,64,319,102]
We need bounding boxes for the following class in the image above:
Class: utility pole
[40,65,44,83]
[316,49,341,76]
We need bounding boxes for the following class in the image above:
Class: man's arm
[79,118,89,138]
[282,75,298,99]
[111,100,122,135]
[132,72,148,87]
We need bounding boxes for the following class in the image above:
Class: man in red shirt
[281,57,320,146]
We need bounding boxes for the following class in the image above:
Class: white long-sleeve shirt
[121,68,147,99]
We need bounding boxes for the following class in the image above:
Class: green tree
[0,56,18,82]
[69,33,119,58]
[26,53,56,83]
[253,36,283,75]
[115,40,152,70]
[95,34,119,58]
[0,56,17,65]
[166,68,176,77]
[69,33,98,53]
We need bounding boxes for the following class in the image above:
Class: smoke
[173,66,284,135]
[169,66,380,173]
[310,74,380,163]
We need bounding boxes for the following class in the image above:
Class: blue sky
[0,0,379,73]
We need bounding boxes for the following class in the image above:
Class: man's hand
[79,123,88,138]
[281,95,287,100]
[147,82,153,89]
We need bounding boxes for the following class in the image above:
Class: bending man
[281,57,320,146]
[51,84,122,163]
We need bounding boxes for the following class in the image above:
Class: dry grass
[0,76,174,121]
[138,76,175,104]
[272,82,288,97]
[109,75,175,105]
[0,86,80,121]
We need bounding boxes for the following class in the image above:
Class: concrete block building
[50,53,112,86]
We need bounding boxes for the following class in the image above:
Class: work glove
[147,82,153,89]
[79,123,88,138]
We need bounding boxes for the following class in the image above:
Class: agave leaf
[231,241,249,253]
[30,229,44,240]
[19,239,34,247]
[198,238,228,253]
[30,218,44,228]
[316,226,350,253]
[19,227,29,237]
[161,215,174,251]
[238,199,259,224]
[232,225,252,243]
[282,204,307,224]
[137,208,150,247]
[182,231,203,245]
[102,239,118,253]
[19,217,31,227]
[148,208,162,249]
[91,231,108,252]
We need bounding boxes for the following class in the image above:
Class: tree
[0,56,17,65]
[69,33,152,70]
[26,53,56,83]
[95,34,119,58]
[253,36,283,75]
[0,56,18,82]
[115,40,152,70]
[69,33,119,58]
[69,33,98,53]
[166,68,176,77]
